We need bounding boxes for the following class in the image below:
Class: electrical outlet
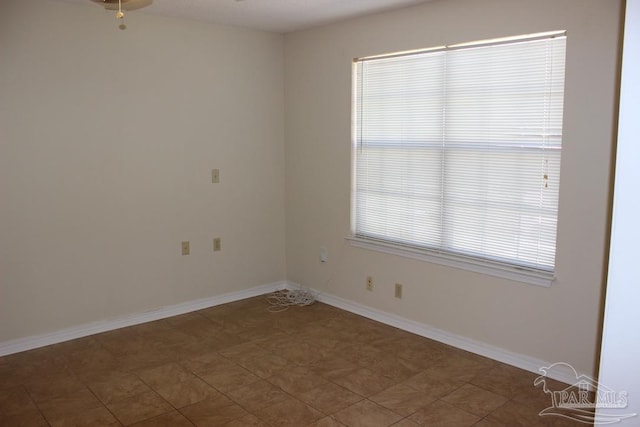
[213,237,221,252]
[395,283,403,299]
[366,276,374,291]
[212,169,220,184]
[181,241,190,256]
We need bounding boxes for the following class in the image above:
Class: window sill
[345,236,555,287]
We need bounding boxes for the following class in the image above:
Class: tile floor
[0,294,585,426]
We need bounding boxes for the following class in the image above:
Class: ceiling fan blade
[90,0,153,12]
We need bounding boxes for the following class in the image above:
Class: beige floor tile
[65,348,120,376]
[135,362,194,389]
[166,338,221,361]
[391,419,421,426]
[106,390,173,425]
[197,304,234,320]
[223,413,270,426]
[299,382,364,414]
[3,351,68,382]
[227,380,289,413]
[155,376,221,408]
[252,396,324,427]
[310,357,359,380]
[484,399,552,426]
[402,370,466,400]
[180,394,248,426]
[255,334,302,353]
[95,334,147,357]
[198,363,260,393]
[219,342,267,363]
[192,320,237,339]
[331,367,397,397]
[357,354,423,382]
[0,386,39,416]
[180,351,229,374]
[48,405,120,427]
[88,371,152,404]
[351,326,397,345]
[0,300,560,427]
[333,342,383,365]
[0,365,25,391]
[472,419,503,427]
[310,416,348,426]
[237,352,289,378]
[168,316,224,340]
[512,376,567,411]
[26,374,88,403]
[114,348,176,372]
[267,366,329,394]
[0,347,53,365]
[51,336,103,355]
[129,410,194,426]
[276,341,326,366]
[303,336,342,353]
[0,410,50,426]
[426,353,495,383]
[470,363,540,400]
[37,388,103,422]
[441,384,509,418]
[333,399,403,427]
[370,383,438,416]
[239,324,285,341]
[408,399,480,426]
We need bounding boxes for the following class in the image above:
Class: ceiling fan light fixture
[89,0,153,29]
[90,0,152,13]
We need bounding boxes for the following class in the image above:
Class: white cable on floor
[267,289,317,312]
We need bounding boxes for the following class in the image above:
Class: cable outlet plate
[366,276,374,291]
[319,246,328,263]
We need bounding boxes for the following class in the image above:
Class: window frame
[349,32,566,287]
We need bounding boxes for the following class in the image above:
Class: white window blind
[353,33,566,273]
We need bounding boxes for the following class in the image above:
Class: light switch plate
[395,283,403,299]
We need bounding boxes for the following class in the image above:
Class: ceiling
[55,0,433,33]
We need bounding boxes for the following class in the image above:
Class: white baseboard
[1,279,581,386]
[284,281,580,386]
[0,281,286,357]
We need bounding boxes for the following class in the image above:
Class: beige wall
[0,0,286,342]
[284,0,621,376]
[0,0,622,377]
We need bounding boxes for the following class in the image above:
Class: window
[351,32,566,285]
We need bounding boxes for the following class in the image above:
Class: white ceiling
[56,0,433,33]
